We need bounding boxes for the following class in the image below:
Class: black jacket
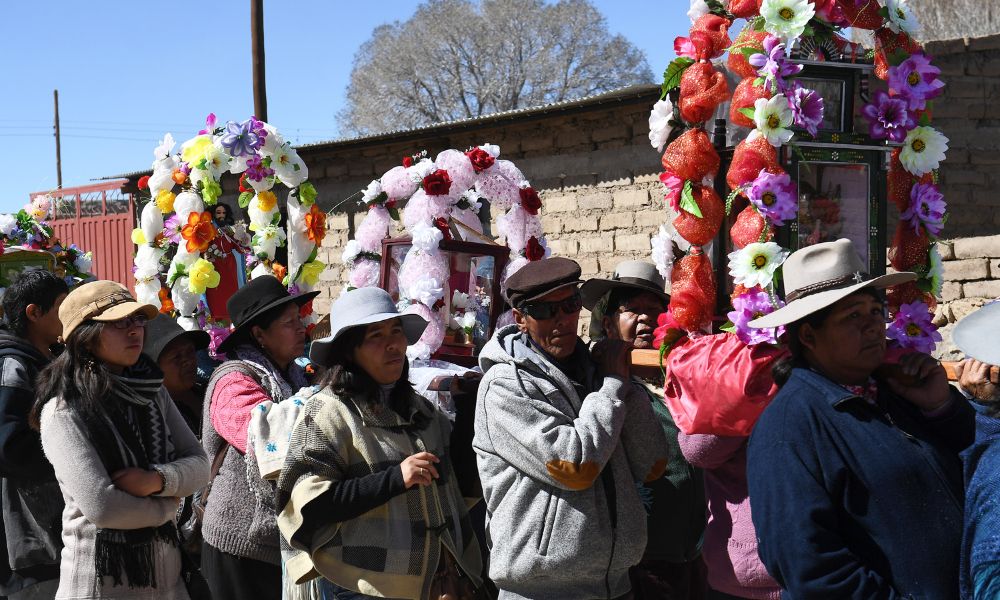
[0,329,62,593]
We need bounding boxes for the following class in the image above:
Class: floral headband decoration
[343,144,548,361]
[649,0,947,355]
[133,114,323,350]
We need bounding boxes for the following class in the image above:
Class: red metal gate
[34,181,136,291]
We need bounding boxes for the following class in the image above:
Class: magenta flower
[900,182,946,237]
[659,171,684,213]
[788,83,825,137]
[207,325,233,360]
[198,113,217,135]
[749,35,803,94]
[245,155,274,182]
[162,214,183,244]
[748,169,798,225]
[887,301,942,354]
[862,90,916,143]
[888,53,945,111]
[727,289,785,345]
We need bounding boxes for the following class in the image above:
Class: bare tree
[338,0,653,135]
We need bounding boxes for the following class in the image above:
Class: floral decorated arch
[343,144,549,361]
[649,0,947,354]
[132,115,324,355]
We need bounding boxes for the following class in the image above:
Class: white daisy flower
[753,94,795,147]
[728,242,790,289]
[760,0,815,44]
[886,0,921,37]
[900,126,948,176]
[648,98,676,153]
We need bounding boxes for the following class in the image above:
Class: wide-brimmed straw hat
[217,275,319,354]
[953,302,1000,365]
[750,238,916,329]
[59,280,158,340]
[580,260,670,311]
[309,287,427,366]
[142,314,210,363]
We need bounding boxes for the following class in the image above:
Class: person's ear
[513,309,528,333]
[24,304,44,324]
[601,315,620,340]
[251,325,266,347]
[799,324,818,352]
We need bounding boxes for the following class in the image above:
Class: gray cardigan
[474,326,668,600]
[39,388,209,599]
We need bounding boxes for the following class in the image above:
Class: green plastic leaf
[752,77,765,88]
[237,191,254,209]
[719,320,737,334]
[738,107,757,121]
[387,207,401,222]
[271,212,282,226]
[661,57,695,97]
[298,182,318,206]
[725,187,744,216]
[887,48,910,67]
[752,16,765,31]
[679,180,703,218]
[307,246,319,264]
[919,111,932,127]
[739,45,762,59]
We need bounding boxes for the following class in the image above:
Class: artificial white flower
[479,143,500,158]
[362,179,383,204]
[461,189,483,213]
[341,239,362,265]
[928,243,944,297]
[259,123,286,157]
[140,202,164,245]
[133,265,162,308]
[452,290,470,310]
[409,158,436,183]
[135,245,166,273]
[228,154,250,176]
[147,164,177,196]
[0,214,17,237]
[650,224,675,282]
[406,341,431,363]
[173,192,204,223]
[177,316,200,332]
[760,0,815,44]
[171,280,200,315]
[411,223,444,254]
[203,141,231,179]
[900,126,948,176]
[728,242,790,289]
[254,225,286,260]
[886,0,921,36]
[461,311,478,331]
[754,94,795,147]
[74,252,93,275]
[153,133,175,162]
[172,243,199,267]
[648,98,676,153]
[251,262,273,280]
[247,173,276,193]
[688,0,710,23]
[248,197,279,229]
[407,279,444,308]
[271,144,309,188]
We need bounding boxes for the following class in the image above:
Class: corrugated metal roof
[97,83,659,181]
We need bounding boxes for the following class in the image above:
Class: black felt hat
[142,314,210,363]
[580,260,670,310]
[217,275,319,354]
[504,257,582,308]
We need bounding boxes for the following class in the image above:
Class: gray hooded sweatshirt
[474,325,668,600]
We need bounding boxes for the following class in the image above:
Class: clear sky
[2,1,689,214]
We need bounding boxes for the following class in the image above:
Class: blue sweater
[961,403,1000,600]
[747,368,974,599]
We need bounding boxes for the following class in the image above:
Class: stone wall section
[935,234,1000,359]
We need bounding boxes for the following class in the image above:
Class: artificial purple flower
[748,169,798,225]
[862,90,916,143]
[788,83,825,137]
[163,214,183,244]
[245,155,274,182]
[249,116,268,141]
[900,182,946,237]
[198,113,217,136]
[727,289,785,345]
[749,35,803,94]
[179,162,192,176]
[888,53,945,111]
[886,300,942,354]
[220,119,262,158]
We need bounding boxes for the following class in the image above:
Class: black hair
[314,321,418,415]
[605,287,667,316]
[3,270,69,337]
[772,287,884,386]
[31,321,112,430]
[213,203,235,226]
[225,300,298,357]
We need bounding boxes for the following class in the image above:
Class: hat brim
[514,280,583,307]
[91,302,159,324]
[309,312,428,366]
[749,272,917,329]
[579,278,670,311]
[953,301,1000,365]
[217,290,320,355]
[149,328,211,362]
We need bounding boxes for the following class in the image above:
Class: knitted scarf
[84,355,178,590]
[231,344,308,401]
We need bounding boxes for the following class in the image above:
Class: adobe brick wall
[934,234,1000,360]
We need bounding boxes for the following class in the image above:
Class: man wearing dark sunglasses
[474,257,667,600]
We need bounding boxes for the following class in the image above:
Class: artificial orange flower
[171,169,188,185]
[181,211,217,253]
[304,203,327,245]
[158,286,175,314]
[272,262,288,282]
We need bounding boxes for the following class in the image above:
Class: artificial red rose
[238,173,250,193]
[688,14,731,61]
[422,169,453,196]
[384,198,398,210]
[519,187,542,215]
[137,175,150,190]
[402,156,414,168]
[433,216,453,240]
[466,148,496,173]
[525,236,545,261]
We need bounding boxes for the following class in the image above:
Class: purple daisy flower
[886,300,942,354]
[163,214,183,244]
[900,182,946,237]
[220,119,261,158]
[248,116,268,143]
[179,162,192,176]
[788,83,825,137]
[888,53,945,111]
[862,90,916,143]
[246,155,275,182]
[748,169,798,225]
[727,289,785,346]
[749,35,803,94]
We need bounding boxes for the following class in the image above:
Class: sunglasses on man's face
[520,293,583,320]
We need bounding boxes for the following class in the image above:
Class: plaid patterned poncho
[276,386,481,599]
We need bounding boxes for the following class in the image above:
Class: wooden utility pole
[53,89,62,189]
[251,0,267,121]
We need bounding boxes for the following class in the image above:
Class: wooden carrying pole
[251,0,267,121]
[54,89,62,189]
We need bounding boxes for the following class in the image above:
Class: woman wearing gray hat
[745,239,974,599]
[142,315,210,435]
[276,287,481,600]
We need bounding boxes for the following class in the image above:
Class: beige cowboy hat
[749,238,916,329]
